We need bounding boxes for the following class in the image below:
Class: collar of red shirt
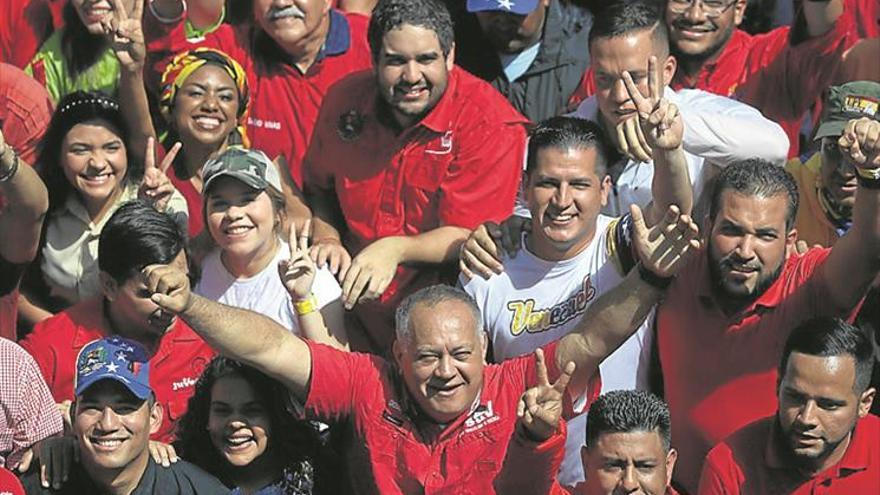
[764,415,872,477]
[318,9,352,60]
[69,298,201,357]
[672,29,750,90]
[695,249,796,317]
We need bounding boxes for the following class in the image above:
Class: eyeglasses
[668,0,738,18]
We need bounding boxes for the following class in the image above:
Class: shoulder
[157,459,229,493]
[0,337,40,371]
[449,68,527,125]
[27,300,97,344]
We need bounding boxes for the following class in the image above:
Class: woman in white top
[196,147,347,350]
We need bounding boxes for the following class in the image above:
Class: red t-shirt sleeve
[494,419,569,495]
[303,340,383,422]
[697,443,743,495]
[438,118,525,229]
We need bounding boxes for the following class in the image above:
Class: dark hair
[526,117,613,177]
[708,159,799,231]
[586,390,672,451]
[368,0,454,62]
[780,317,876,394]
[98,201,186,283]
[38,91,135,214]
[588,0,669,56]
[60,2,109,78]
[176,357,319,488]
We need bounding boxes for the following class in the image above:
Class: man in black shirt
[19,337,227,495]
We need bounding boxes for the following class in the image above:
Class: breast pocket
[403,154,448,229]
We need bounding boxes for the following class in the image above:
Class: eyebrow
[184,82,236,91]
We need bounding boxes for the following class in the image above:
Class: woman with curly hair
[176,356,323,495]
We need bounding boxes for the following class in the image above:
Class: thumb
[150,292,180,313]
[630,204,648,238]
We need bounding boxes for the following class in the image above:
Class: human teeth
[195,117,221,130]
[93,439,122,447]
[227,437,252,446]
[226,226,251,234]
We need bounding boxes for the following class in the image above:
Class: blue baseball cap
[467,0,540,15]
[74,337,152,401]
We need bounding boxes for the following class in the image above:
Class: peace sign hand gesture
[278,219,318,301]
[138,137,180,212]
[104,0,146,72]
[516,348,576,442]
[618,56,684,160]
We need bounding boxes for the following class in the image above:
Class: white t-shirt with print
[461,214,653,487]
[196,240,342,333]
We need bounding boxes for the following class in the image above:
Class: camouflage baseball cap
[202,146,283,193]
[814,81,880,141]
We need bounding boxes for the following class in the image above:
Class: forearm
[118,67,155,171]
[557,268,663,394]
[0,152,48,263]
[305,186,345,242]
[182,294,312,397]
[802,0,843,37]
[298,301,349,351]
[649,144,693,224]
[396,226,471,264]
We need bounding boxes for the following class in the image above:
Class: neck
[282,14,331,73]
[227,452,286,495]
[181,136,227,179]
[82,187,123,223]
[82,450,149,495]
[221,237,279,278]
[525,226,597,262]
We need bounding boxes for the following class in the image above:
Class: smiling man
[699,317,878,494]
[20,201,214,443]
[654,117,880,491]
[18,336,227,494]
[303,0,528,354]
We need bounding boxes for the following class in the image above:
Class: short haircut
[526,117,613,177]
[708,159,799,231]
[586,390,672,452]
[588,0,669,57]
[780,317,876,395]
[395,285,483,345]
[99,200,186,284]
[368,0,454,62]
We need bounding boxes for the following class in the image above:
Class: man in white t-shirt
[461,75,692,486]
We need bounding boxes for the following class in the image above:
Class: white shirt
[569,87,790,216]
[460,215,653,486]
[197,240,342,333]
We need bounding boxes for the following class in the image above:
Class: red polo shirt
[698,414,880,495]
[302,339,599,494]
[304,68,527,352]
[656,247,861,493]
[19,298,215,443]
[146,10,372,188]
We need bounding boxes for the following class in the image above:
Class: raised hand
[105,0,146,72]
[631,204,701,279]
[278,219,318,301]
[138,137,180,212]
[838,117,880,169]
[459,216,531,280]
[616,56,683,162]
[309,237,352,282]
[144,263,193,315]
[516,348,576,442]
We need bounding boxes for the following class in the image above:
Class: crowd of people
[0,0,878,493]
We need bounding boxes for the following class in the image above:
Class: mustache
[672,20,716,31]
[267,5,305,21]
[720,254,761,272]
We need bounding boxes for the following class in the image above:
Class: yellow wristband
[293,294,318,315]
[855,167,880,180]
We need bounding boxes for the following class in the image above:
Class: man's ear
[446,42,456,71]
[99,272,118,302]
[858,387,876,418]
[600,174,613,207]
[392,339,405,371]
[662,54,677,87]
[481,330,489,364]
[733,0,748,26]
[149,401,164,436]
[785,228,798,256]
[665,448,678,487]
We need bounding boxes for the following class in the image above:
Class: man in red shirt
[147,0,372,188]
[142,189,701,493]
[699,317,878,494]
[304,0,529,353]
[0,125,48,341]
[20,201,214,443]
[656,116,880,492]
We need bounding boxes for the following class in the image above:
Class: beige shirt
[40,183,188,305]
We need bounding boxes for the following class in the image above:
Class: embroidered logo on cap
[497,0,515,10]
[842,96,879,117]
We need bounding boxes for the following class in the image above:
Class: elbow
[758,122,790,166]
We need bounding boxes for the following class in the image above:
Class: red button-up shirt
[699,414,880,495]
[304,68,527,351]
[656,248,861,493]
[19,298,215,443]
[302,340,599,494]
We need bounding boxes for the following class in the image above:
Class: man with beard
[698,317,878,494]
[19,201,214,443]
[451,0,593,122]
[656,115,880,492]
[303,0,528,354]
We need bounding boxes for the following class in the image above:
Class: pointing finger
[299,218,311,252]
[160,142,182,173]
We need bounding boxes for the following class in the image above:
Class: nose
[683,0,708,23]
[98,406,122,432]
[402,61,422,85]
[798,400,820,427]
[553,183,572,207]
[620,464,640,492]
[200,92,220,111]
[611,79,630,105]
[225,203,245,219]
[434,354,456,380]
[735,235,757,260]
